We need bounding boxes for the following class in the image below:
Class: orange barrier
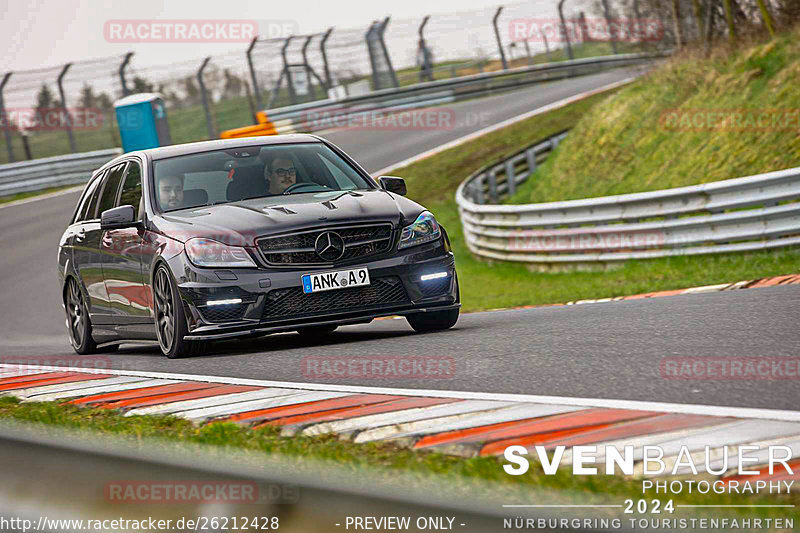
[220,111,277,139]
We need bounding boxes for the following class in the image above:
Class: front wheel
[153,265,205,358]
[406,307,460,333]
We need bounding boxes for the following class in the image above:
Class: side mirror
[378,176,407,196]
[101,205,137,230]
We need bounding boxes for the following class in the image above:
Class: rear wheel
[406,307,460,333]
[296,324,338,336]
[153,265,205,358]
[65,277,97,355]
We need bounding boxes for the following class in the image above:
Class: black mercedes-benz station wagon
[58,135,459,358]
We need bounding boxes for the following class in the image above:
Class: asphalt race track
[2,65,798,412]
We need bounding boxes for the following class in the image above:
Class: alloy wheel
[154,268,175,352]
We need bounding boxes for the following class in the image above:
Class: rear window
[152,143,373,212]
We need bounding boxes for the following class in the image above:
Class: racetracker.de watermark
[508,18,664,43]
[660,109,800,131]
[0,108,104,131]
[104,20,260,43]
[104,481,298,504]
[1,355,112,371]
[660,357,800,380]
[299,107,488,132]
[510,229,666,252]
[301,356,456,380]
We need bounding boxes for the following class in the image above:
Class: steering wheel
[282,182,328,195]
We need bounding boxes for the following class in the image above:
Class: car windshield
[152,142,373,212]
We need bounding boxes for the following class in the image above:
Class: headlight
[185,238,256,268]
[398,211,441,250]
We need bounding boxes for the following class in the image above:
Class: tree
[182,76,201,106]
[78,83,97,109]
[222,69,244,99]
[132,76,155,93]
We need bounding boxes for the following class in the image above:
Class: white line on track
[2,363,799,422]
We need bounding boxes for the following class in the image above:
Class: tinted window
[84,170,107,221]
[117,161,143,220]
[152,143,373,212]
[96,164,126,217]
[74,175,102,223]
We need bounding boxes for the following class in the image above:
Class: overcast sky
[2,0,538,72]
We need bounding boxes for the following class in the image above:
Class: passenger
[157,174,184,210]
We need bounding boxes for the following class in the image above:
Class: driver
[157,174,184,210]
[264,155,297,195]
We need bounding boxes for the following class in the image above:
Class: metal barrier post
[246,37,263,109]
[377,17,399,88]
[197,57,216,139]
[320,27,334,89]
[365,21,381,90]
[417,16,434,82]
[119,52,133,97]
[301,34,319,97]
[558,0,574,60]
[492,7,509,70]
[56,63,77,153]
[281,36,297,105]
[0,73,15,163]
[600,0,618,53]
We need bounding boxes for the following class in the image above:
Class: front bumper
[166,237,458,341]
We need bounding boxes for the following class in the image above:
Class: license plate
[302,267,370,294]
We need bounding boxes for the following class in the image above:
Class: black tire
[64,277,98,355]
[153,265,206,359]
[296,324,338,336]
[406,307,460,333]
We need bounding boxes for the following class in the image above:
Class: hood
[151,189,427,247]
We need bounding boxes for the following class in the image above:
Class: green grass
[0,395,795,518]
[387,44,800,311]
[0,184,79,205]
[508,28,800,204]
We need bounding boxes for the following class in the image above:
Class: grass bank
[390,33,800,312]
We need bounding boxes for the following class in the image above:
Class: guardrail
[0,148,121,197]
[455,132,800,267]
[0,420,626,533]
[223,52,666,138]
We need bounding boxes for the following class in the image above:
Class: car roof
[144,134,323,161]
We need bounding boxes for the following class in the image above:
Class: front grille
[261,276,409,320]
[200,305,247,323]
[257,224,394,266]
[420,276,452,297]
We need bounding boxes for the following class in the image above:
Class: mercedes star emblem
[314,231,345,261]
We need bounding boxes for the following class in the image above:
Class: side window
[118,161,143,220]
[96,164,127,218]
[84,169,108,221]
[74,175,102,223]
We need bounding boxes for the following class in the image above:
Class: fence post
[0,72,15,163]
[281,36,297,105]
[558,0,574,60]
[119,52,134,97]
[56,63,77,153]
[365,21,381,90]
[320,27,334,89]
[600,0,618,53]
[492,7,509,70]
[417,16,434,82]
[197,57,216,139]
[504,159,516,197]
[377,17,399,88]
[246,37,263,110]
[301,34,319,98]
